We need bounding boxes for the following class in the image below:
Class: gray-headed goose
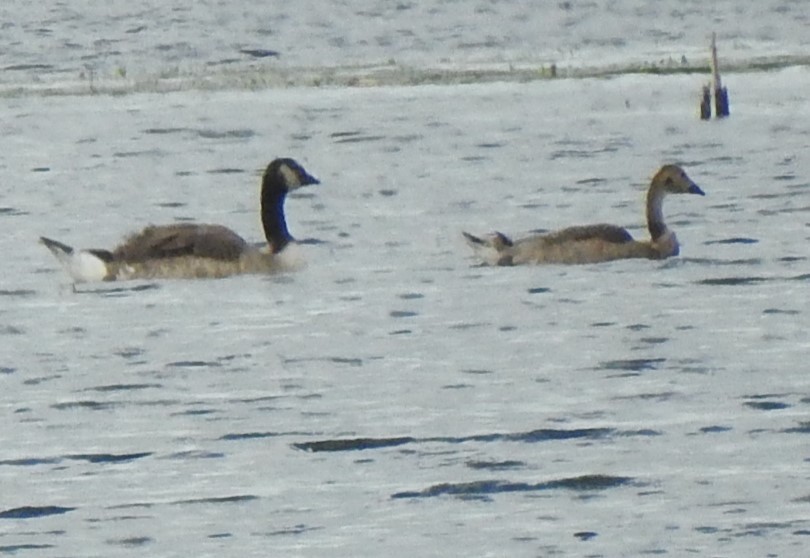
[463,164,705,265]
[41,158,319,282]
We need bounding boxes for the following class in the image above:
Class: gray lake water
[2,2,809,557]
[3,0,810,93]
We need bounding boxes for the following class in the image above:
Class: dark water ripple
[104,495,258,510]
[574,531,598,541]
[143,127,189,135]
[51,400,118,411]
[0,544,55,552]
[599,358,665,372]
[205,167,244,174]
[0,506,75,519]
[0,457,61,466]
[84,383,161,392]
[762,308,799,315]
[391,474,634,499]
[615,391,676,403]
[219,431,288,441]
[575,177,608,186]
[239,48,280,58]
[166,360,221,368]
[0,452,151,467]
[638,336,668,345]
[0,207,29,217]
[4,63,54,72]
[264,524,322,537]
[697,277,770,286]
[197,129,255,139]
[466,460,526,471]
[527,287,551,294]
[154,201,187,208]
[704,237,759,245]
[330,131,386,144]
[744,401,790,411]
[295,437,415,452]
[65,452,152,464]
[170,495,258,506]
[167,450,225,460]
[696,273,810,286]
[86,283,160,297]
[782,422,810,434]
[106,537,153,548]
[698,425,733,434]
[112,149,166,158]
[282,356,365,367]
[293,427,651,453]
[389,310,418,318]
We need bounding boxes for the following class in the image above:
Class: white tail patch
[40,237,109,283]
[462,232,508,266]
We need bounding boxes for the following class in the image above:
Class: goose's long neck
[261,184,292,254]
[646,184,668,240]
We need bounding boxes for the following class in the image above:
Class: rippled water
[2,2,810,557]
[3,0,810,93]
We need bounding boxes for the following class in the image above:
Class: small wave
[599,358,666,372]
[294,437,414,452]
[783,422,810,434]
[704,237,759,245]
[0,505,75,519]
[166,360,222,368]
[466,460,526,471]
[169,494,258,506]
[219,431,285,441]
[0,457,61,466]
[107,537,153,548]
[744,401,790,411]
[0,544,55,552]
[51,400,118,411]
[293,427,647,453]
[65,452,152,464]
[697,277,771,286]
[391,474,634,499]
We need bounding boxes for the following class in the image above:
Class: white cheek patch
[279,164,300,189]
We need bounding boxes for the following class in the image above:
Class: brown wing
[543,224,634,245]
[113,224,248,262]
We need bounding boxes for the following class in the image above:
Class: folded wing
[112,224,249,262]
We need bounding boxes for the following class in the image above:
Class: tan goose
[41,158,319,282]
[463,164,705,265]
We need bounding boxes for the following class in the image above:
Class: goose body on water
[41,158,319,282]
[463,164,705,265]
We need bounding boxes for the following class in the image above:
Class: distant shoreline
[2,53,808,98]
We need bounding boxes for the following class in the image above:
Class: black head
[263,158,320,194]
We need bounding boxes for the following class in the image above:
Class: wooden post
[700,84,712,120]
[710,33,730,117]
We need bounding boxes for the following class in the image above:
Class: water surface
[1,3,809,557]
